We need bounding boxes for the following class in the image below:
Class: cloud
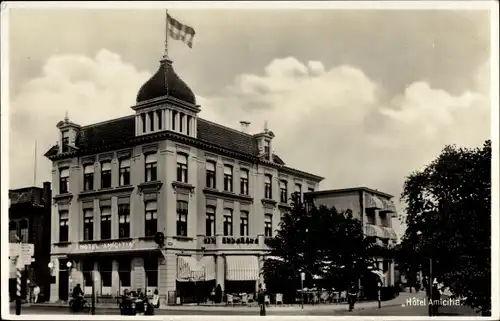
[8,50,490,238]
[9,49,151,189]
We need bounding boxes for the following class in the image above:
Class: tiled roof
[44,115,324,181]
[76,115,136,150]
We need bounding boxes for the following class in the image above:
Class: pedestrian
[347,282,358,312]
[258,283,266,316]
[152,289,160,308]
[431,280,441,316]
[33,284,40,303]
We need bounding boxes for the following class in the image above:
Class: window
[176,154,188,183]
[223,165,233,192]
[145,201,158,237]
[205,207,216,236]
[148,111,155,132]
[179,113,185,132]
[308,187,315,193]
[294,183,302,202]
[59,168,69,194]
[9,221,18,243]
[101,161,112,189]
[223,209,233,236]
[240,211,249,236]
[145,154,157,182]
[156,110,162,130]
[264,140,270,155]
[141,113,146,133]
[366,209,376,225]
[187,115,192,136]
[264,174,272,199]
[279,180,287,203]
[172,110,177,131]
[19,219,28,243]
[118,259,131,287]
[59,211,69,242]
[144,257,158,287]
[99,260,112,287]
[83,164,94,191]
[176,201,188,237]
[100,207,111,240]
[264,214,273,237]
[206,161,216,188]
[62,131,69,152]
[83,209,94,241]
[118,204,130,238]
[240,169,249,195]
[82,261,94,287]
[119,159,131,186]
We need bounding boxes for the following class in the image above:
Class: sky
[5,5,494,238]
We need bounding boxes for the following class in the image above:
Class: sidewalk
[22,291,419,312]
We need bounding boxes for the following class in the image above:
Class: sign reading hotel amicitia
[79,240,136,252]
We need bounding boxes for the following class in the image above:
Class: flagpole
[164,9,169,59]
[33,140,37,186]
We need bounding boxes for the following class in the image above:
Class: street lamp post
[300,272,305,310]
[417,231,433,317]
[66,261,73,301]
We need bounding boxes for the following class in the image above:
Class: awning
[200,256,216,281]
[265,256,284,262]
[380,199,398,216]
[364,224,385,238]
[365,195,384,209]
[226,256,260,281]
[383,227,398,240]
[177,256,205,281]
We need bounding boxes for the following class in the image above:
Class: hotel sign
[79,240,136,252]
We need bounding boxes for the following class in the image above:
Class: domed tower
[132,56,200,138]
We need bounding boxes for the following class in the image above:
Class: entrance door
[59,270,69,301]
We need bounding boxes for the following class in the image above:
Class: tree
[399,140,491,315]
[263,194,376,302]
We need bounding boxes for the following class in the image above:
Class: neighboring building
[43,56,323,303]
[304,187,398,287]
[8,182,52,302]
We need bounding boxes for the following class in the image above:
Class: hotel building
[305,187,399,287]
[44,56,323,303]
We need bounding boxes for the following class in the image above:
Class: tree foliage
[399,140,491,315]
[263,194,382,302]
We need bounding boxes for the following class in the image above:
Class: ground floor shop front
[47,251,267,304]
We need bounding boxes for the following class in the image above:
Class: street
[9,303,481,316]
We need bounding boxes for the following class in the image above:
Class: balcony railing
[198,235,267,250]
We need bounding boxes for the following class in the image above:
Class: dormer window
[62,131,69,152]
[264,140,270,155]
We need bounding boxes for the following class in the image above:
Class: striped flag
[167,13,196,48]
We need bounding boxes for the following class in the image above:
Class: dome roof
[136,59,196,104]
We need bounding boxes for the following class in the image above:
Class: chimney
[42,181,51,207]
[240,121,251,134]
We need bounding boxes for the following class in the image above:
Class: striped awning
[177,256,205,281]
[200,256,216,281]
[365,194,384,209]
[364,224,385,238]
[226,256,260,281]
[383,227,398,240]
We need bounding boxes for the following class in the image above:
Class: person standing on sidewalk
[347,282,358,312]
[258,283,266,316]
